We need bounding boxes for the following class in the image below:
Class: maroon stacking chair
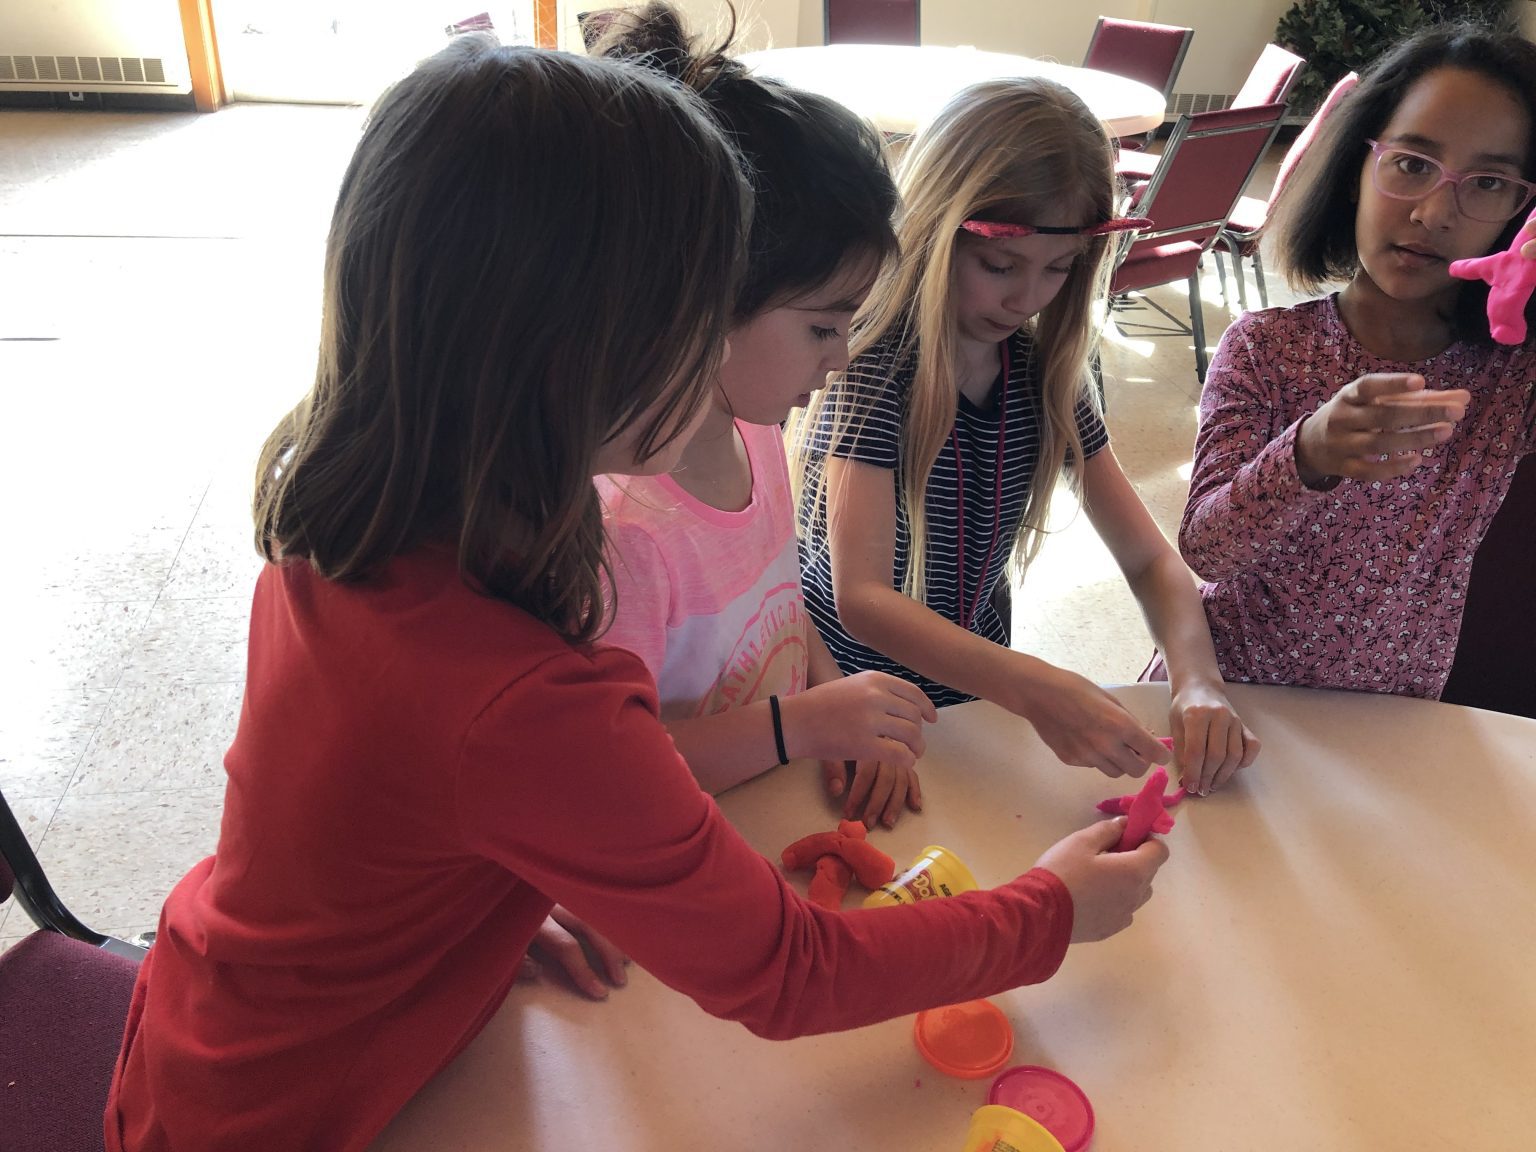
[1118,42,1305,182]
[1109,102,1288,382]
[0,787,146,1152]
[1083,17,1193,147]
[1232,42,1307,109]
[825,0,920,46]
[1440,454,1536,719]
[1215,71,1359,310]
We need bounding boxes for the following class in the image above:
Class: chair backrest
[825,0,920,46]
[1439,453,1536,716]
[1082,17,1194,103]
[1127,102,1289,258]
[1233,43,1306,109]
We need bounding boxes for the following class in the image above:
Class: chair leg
[1223,235,1249,313]
[1252,246,1269,310]
[1187,272,1208,384]
[1212,248,1230,307]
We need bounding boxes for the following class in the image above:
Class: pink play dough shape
[1108,766,1178,852]
[1448,206,1536,345]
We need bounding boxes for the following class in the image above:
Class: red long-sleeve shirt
[105,546,1072,1151]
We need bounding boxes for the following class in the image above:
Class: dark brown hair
[254,38,750,639]
[594,2,898,317]
[1270,24,1536,343]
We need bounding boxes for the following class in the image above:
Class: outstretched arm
[1080,448,1260,794]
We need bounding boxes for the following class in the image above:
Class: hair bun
[590,2,742,93]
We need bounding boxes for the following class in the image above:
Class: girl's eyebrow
[1385,132,1526,170]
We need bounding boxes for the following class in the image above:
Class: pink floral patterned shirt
[1180,295,1536,698]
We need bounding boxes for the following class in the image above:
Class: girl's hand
[1294,373,1470,486]
[521,906,629,1001]
[781,672,937,768]
[1034,817,1169,943]
[1013,662,1169,778]
[822,758,923,828]
[1168,684,1261,795]
[1522,237,1536,261]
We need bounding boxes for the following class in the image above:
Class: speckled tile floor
[0,103,1302,950]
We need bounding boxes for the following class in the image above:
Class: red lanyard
[950,340,1009,632]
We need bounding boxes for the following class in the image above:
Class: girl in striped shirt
[791,77,1258,795]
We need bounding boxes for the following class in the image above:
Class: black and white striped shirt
[799,328,1108,707]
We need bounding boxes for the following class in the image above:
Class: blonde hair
[790,77,1117,601]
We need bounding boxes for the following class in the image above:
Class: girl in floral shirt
[1180,26,1536,709]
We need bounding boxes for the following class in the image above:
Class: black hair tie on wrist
[768,694,790,766]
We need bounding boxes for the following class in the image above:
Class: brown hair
[253,38,750,639]
[595,2,898,318]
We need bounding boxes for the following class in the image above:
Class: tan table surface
[374,682,1536,1151]
[739,44,1167,138]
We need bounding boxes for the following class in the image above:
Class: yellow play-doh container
[961,1105,1067,1152]
[862,844,979,908]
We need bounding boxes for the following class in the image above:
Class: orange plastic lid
[913,1000,1014,1079]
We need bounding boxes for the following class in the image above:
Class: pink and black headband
[960,217,1153,239]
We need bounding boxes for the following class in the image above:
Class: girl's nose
[1409,180,1460,230]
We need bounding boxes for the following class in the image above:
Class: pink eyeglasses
[1365,140,1536,224]
[961,217,1153,239]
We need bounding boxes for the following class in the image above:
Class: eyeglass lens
[1373,147,1533,223]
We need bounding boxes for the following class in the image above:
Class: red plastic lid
[912,1000,1014,1079]
[988,1066,1095,1151]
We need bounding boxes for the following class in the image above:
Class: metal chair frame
[0,788,148,961]
[1111,105,1287,382]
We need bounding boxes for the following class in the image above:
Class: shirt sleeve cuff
[1228,417,1334,511]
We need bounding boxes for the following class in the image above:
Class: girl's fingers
[587,929,629,987]
[905,768,923,813]
[870,735,916,772]
[1108,742,1150,780]
[1210,725,1247,791]
[538,923,608,999]
[885,717,925,758]
[821,758,848,798]
[1122,725,1168,769]
[548,907,628,989]
[1177,723,1207,793]
[884,678,939,721]
[864,768,899,828]
[843,761,876,819]
[1239,727,1262,769]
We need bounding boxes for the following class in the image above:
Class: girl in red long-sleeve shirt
[104,36,1167,1152]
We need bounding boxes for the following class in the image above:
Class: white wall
[1523,0,1536,39]
[568,1,1348,98]
[918,0,1294,96]
[767,0,1290,94]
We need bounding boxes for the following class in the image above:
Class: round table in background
[739,44,1167,137]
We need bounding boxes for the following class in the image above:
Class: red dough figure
[1448,206,1536,345]
[1099,766,1180,852]
[781,820,897,910]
